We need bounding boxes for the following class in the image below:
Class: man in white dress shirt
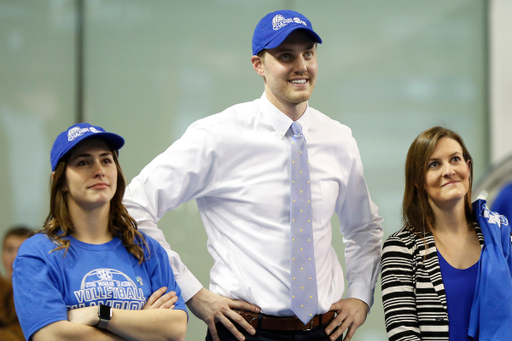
[124,10,383,341]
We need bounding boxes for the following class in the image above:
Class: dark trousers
[205,322,343,341]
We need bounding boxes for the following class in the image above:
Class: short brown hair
[3,225,32,248]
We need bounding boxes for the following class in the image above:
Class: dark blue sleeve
[492,183,512,221]
[499,211,512,273]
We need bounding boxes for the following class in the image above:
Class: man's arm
[123,126,217,302]
[134,220,203,301]
[124,122,225,301]
[337,140,383,306]
[327,137,383,338]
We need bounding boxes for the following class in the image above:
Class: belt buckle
[248,315,259,329]
[304,318,315,331]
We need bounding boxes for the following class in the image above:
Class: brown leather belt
[233,310,337,331]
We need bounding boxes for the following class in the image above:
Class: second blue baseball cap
[252,10,322,56]
[50,123,125,171]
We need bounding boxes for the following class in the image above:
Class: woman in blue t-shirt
[381,126,512,341]
[13,123,187,341]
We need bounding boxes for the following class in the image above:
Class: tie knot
[291,122,303,136]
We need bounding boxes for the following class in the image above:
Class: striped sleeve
[381,234,421,341]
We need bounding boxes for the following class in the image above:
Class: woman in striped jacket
[381,126,512,341]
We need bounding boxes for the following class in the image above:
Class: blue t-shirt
[13,232,186,340]
[438,250,479,341]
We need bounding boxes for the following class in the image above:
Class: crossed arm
[32,287,187,341]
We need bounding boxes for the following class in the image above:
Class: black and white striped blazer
[380,225,484,341]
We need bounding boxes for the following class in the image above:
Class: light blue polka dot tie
[289,121,318,325]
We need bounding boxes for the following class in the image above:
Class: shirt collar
[259,92,311,140]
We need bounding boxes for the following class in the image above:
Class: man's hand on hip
[325,298,369,341]
[186,288,261,341]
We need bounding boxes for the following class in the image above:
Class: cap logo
[272,14,307,31]
[67,126,102,141]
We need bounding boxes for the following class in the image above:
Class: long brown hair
[42,138,148,263]
[402,126,475,237]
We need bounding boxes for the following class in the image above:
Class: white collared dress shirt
[124,93,383,316]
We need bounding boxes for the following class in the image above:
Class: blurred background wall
[1,1,509,340]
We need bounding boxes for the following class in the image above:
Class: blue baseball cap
[50,123,125,171]
[252,10,322,56]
